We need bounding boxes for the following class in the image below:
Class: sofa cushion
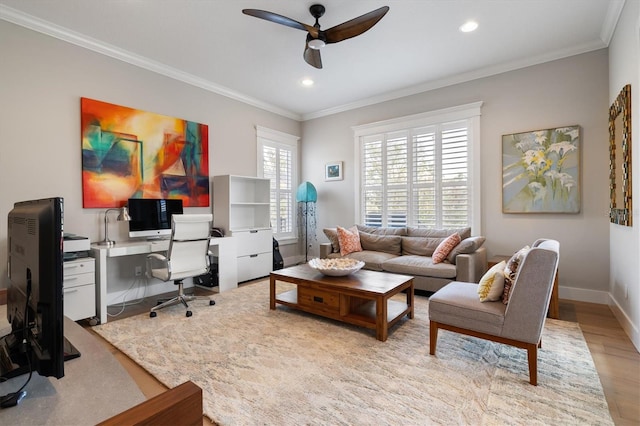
[356,225,407,236]
[447,236,486,264]
[432,233,461,264]
[323,228,340,253]
[429,282,506,336]
[382,255,457,279]
[407,227,471,240]
[401,236,443,256]
[359,232,402,255]
[327,250,398,271]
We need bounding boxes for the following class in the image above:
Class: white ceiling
[0,0,624,120]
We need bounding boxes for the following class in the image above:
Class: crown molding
[0,4,302,121]
[600,0,625,45]
[302,39,607,121]
[1,3,617,124]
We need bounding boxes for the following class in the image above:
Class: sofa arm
[455,246,487,283]
[320,243,333,259]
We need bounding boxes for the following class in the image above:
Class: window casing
[257,126,299,242]
[353,102,482,233]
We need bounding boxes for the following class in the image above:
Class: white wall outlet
[135,266,142,277]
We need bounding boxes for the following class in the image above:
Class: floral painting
[81,98,209,208]
[502,126,580,213]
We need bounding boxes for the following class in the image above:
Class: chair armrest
[455,246,487,283]
[146,253,168,278]
[320,243,333,259]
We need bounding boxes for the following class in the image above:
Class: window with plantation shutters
[354,103,482,232]
[257,127,299,242]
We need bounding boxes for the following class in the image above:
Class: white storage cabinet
[63,257,96,321]
[213,175,273,282]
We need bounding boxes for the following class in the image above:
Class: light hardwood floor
[87,292,640,426]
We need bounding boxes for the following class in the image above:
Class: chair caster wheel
[209,300,216,306]
[150,311,157,318]
[186,311,192,317]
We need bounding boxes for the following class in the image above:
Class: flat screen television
[1,197,79,391]
[128,198,183,239]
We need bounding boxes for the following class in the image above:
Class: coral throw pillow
[432,233,461,264]
[477,261,506,302]
[336,226,363,256]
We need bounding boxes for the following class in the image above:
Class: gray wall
[302,49,610,302]
[0,20,301,291]
[608,0,639,350]
[2,11,638,350]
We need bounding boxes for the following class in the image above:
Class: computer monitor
[127,198,184,239]
[2,197,78,384]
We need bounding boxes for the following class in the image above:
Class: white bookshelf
[213,175,273,282]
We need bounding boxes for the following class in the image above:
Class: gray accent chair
[428,239,559,385]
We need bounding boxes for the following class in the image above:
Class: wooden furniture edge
[271,271,414,341]
[430,320,540,385]
[97,380,203,426]
[0,288,6,305]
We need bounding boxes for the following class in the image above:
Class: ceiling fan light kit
[242,4,389,69]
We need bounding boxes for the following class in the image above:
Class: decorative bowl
[308,258,365,276]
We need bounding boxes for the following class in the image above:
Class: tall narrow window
[257,126,299,242]
[354,102,482,232]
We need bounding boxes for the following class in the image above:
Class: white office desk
[90,237,237,324]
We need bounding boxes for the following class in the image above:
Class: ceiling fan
[242,4,390,69]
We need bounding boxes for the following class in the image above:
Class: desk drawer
[64,258,95,276]
[64,271,94,289]
[232,229,272,257]
[237,252,272,282]
[298,286,340,313]
[63,283,95,321]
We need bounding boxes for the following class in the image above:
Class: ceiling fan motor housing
[309,4,326,20]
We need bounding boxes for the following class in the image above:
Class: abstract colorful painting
[81,98,209,208]
[502,125,580,213]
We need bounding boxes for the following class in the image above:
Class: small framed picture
[325,161,343,181]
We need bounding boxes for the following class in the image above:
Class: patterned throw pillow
[432,233,461,264]
[336,226,363,256]
[502,246,530,304]
[478,261,506,302]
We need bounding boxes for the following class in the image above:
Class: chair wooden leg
[527,343,538,386]
[429,321,438,355]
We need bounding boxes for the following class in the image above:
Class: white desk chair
[146,214,215,318]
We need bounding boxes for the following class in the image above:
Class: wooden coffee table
[270,265,414,341]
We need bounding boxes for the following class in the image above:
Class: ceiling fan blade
[324,6,389,44]
[304,43,323,69]
[242,9,319,38]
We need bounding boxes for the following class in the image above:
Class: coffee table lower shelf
[276,288,410,329]
[270,266,414,341]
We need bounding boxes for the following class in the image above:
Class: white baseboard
[106,278,196,308]
[558,285,610,304]
[608,294,640,353]
[560,285,640,353]
[283,255,305,267]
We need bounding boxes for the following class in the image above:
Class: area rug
[94,280,613,425]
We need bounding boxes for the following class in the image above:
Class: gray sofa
[320,225,487,293]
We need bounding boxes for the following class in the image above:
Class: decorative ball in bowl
[308,258,365,276]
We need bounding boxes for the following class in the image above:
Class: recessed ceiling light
[459,21,478,33]
[301,78,314,87]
